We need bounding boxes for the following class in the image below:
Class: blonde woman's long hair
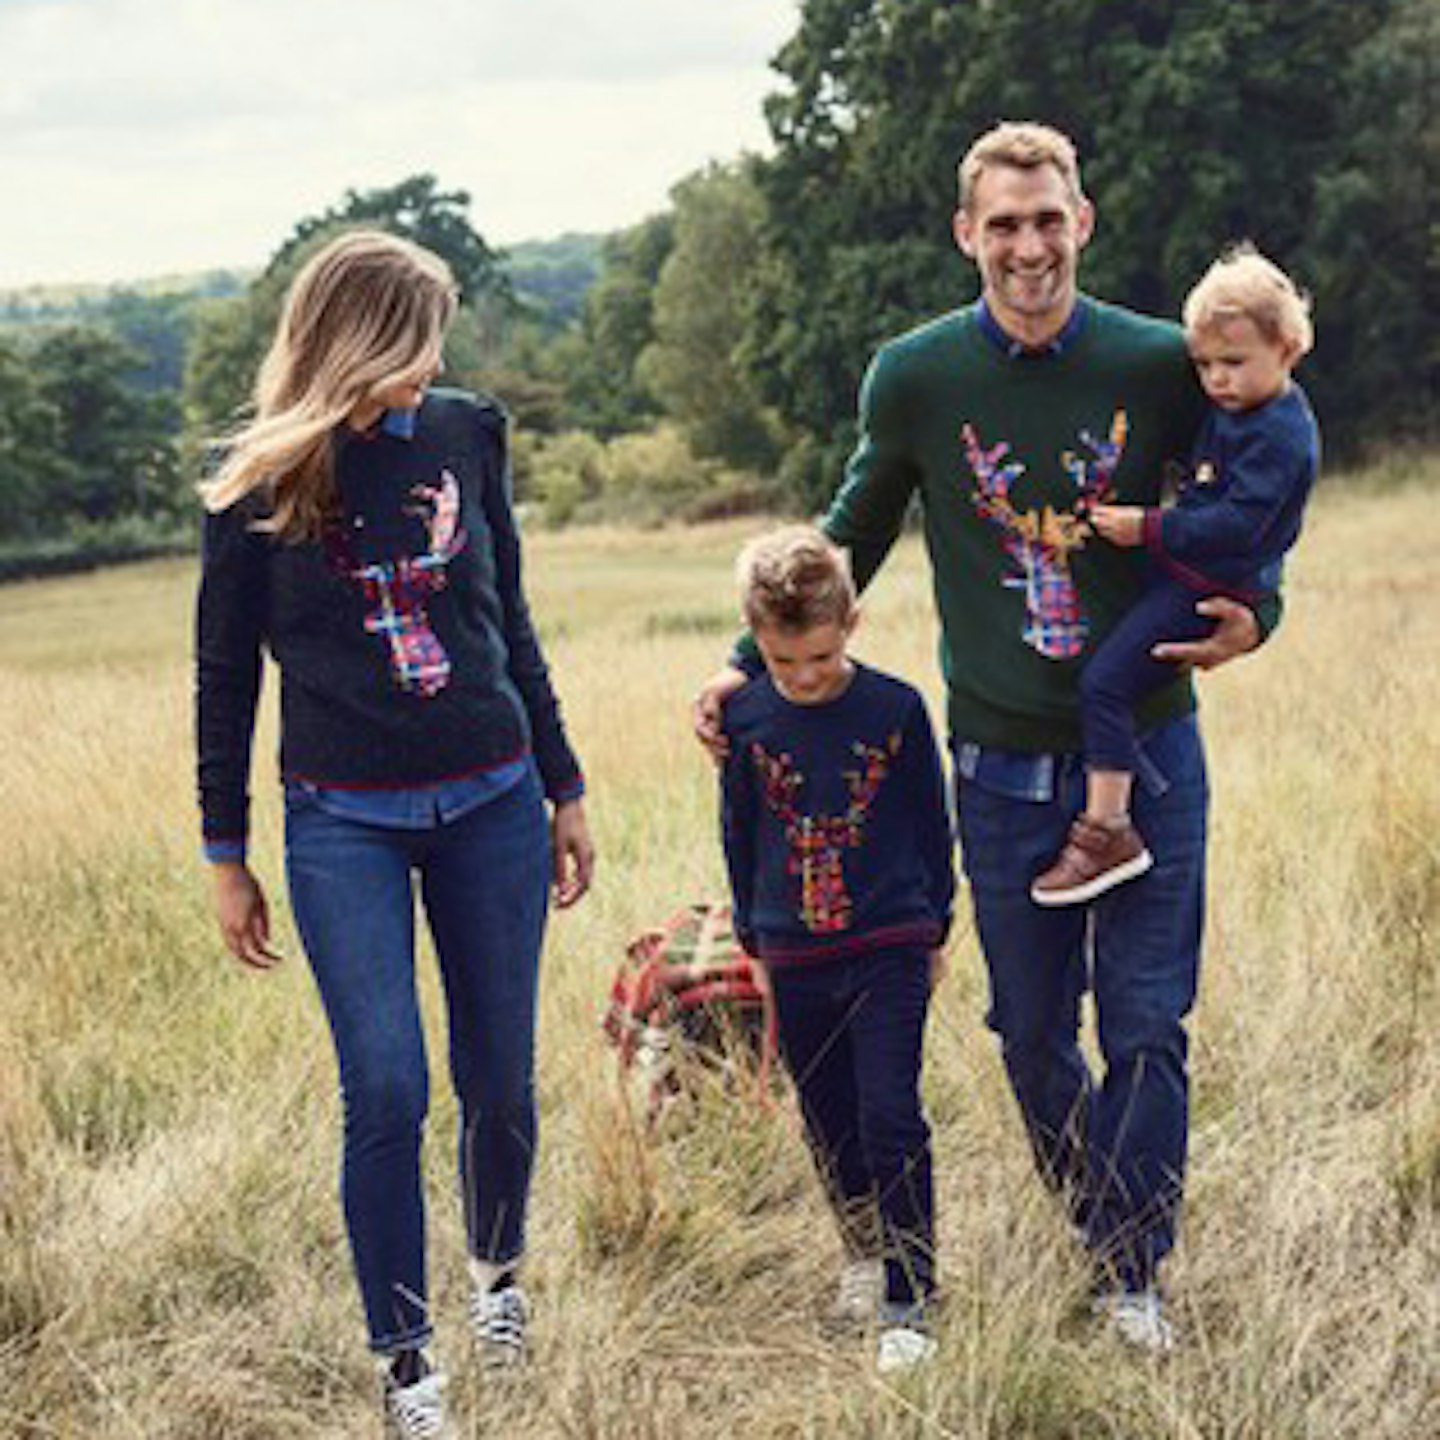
[200,230,458,541]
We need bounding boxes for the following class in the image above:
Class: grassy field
[1,464,1437,1438]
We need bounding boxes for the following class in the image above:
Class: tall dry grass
[0,466,1436,1438]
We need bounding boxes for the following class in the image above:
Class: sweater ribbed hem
[751,919,944,967]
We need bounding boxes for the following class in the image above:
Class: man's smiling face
[954,162,1094,343]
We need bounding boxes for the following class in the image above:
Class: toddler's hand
[1090,504,1145,547]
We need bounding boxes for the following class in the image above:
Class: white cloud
[0,0,800,285]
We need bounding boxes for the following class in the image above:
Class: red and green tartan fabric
[602,902,776,1115]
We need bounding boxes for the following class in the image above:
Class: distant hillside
[0,269,253,323]
[0,233,606,337]
[501,232,605,330]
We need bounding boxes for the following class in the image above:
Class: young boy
[719,525,955,1373]
[1031,245,1320,906]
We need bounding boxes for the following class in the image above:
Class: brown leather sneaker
[1030,816,1154,907]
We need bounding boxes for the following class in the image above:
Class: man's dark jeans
[284,766,550,1352]
[955,714,1208,1289]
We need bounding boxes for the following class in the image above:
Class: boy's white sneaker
[1093,1288,1176,1354]
[471,1280,529,1369]
[832,1257,885,1327]
[383,1370,452,1439]
[876,1324,937,1374]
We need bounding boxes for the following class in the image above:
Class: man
[696,121,1276,1351]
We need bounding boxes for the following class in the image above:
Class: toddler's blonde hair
[1183,243,1314,356]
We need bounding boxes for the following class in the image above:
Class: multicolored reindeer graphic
[344,470,468,698]
[962,412,1128,659]
[751,734,900,933]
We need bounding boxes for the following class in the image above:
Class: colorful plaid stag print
[961,412,1127,659]
[751,733,901,933]
[346,471,468,698]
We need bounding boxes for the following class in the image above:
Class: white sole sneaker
[384,1371,453,1439]
[876,1324,937,1374]
[1030,848,1154,907]
[471,1282,529,1369]
[1093,1289,1176,1354]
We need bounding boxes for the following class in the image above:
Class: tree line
[1,0,1435,571]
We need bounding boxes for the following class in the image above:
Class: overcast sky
[0,0,801,288]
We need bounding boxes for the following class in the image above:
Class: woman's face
[369,339,445,415]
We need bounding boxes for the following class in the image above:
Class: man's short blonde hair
[737,525,855,633]
[957,121,1085,213]
[1183,243,1315,356]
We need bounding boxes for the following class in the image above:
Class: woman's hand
[212,861,284,970]
[691,665,750,762]
[928,947,949,992]
[551,797,595,909]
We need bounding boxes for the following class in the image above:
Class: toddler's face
[754,620,854,706]
[1188,316,1297,414]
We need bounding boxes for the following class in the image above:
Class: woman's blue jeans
[284,768,550,1353]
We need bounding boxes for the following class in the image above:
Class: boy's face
[754,618,855,706]
[1188,316,1297,414]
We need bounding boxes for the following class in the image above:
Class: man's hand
[691,664,750,762]
[1090,504,1145,547]
[551,797,595,909]
[213,861,284,970]
[1152,595,1261,671]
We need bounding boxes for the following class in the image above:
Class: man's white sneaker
[1093,1288,1176,1354]
[876,1324,937,1374]
[471,1281,529,1369]
[832,1257,885,1328]
[383,1370,452,1439]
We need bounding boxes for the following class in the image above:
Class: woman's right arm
[195,506,280,967]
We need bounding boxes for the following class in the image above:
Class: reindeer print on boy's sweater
[330,470,469,698]
[750,734,900,934]
[962,411,1127,659]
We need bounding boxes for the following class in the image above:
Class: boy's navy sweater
[721,663,954,965]
[196,388,582,852]
[1143,383,1319,594]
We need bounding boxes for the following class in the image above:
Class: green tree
[557,213,675,436]
[1301,0,1440,450]
[638,162,785,472]
[0,338,68,538]
[745,0,981,504]
[31,327,181,524]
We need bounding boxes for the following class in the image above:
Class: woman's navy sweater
[196,389,582,853]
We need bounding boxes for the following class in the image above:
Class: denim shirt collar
[380,407,419,440]
[976,295,1090,359]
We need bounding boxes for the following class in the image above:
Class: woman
[195,230,593,1437]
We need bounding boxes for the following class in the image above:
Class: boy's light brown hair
[1183,243,1315,356]
[737,525,856,633]
[957,121,1084,213]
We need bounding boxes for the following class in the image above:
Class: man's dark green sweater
[825,296,1242,754]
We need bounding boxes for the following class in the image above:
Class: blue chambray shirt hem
[954,713,1182,804]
